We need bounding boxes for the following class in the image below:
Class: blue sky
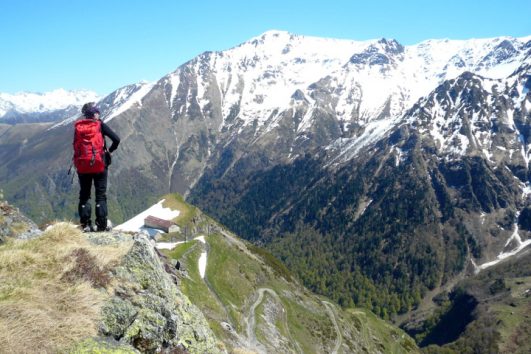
[1,0,530,95]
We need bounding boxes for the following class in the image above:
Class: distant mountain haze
[0,89,100,124]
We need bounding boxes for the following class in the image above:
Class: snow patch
[156,241,185,250]
[522,184,531,199]
[329,117,398,165]
[394,147,404,167]
[198,251,207,279]
[477,215,531,271]
[360,200,373,216]
[104,82,155,122]
[114,199,180,233]
[192,235,208,278]
[49,82,154,129]
[194,235,206,244]
[471,258,480,274]
[169,70,181,108]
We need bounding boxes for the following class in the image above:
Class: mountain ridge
[0,89,100,124]
[0,195,419,353]
[0,31,530,352]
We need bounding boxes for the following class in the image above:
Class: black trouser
[78,169,108,229]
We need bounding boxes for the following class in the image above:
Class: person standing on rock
[73,102,120,232]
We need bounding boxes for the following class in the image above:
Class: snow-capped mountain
[41,30,527,193]
[9,29,530,225]
[63,30,528,174]
[404,72,530,163]
[1,31,530,328]
[0,89,100,124]
[156,31,530,143]
[49,31,530,158]
[50,82,154,129]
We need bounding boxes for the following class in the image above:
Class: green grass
[155,231,185,242]
[205,232,327,352]
[162,241,195,261]
[254,291,300,353]
[247,243,293,282]
[206,233,262,309]
[165,225,418,353]
[282,296,337,353]
[165,238,232,343]
[344,307,419,353]
[491,298,531,353]
[161,193,197,226]
[269,296,291,344]
[178,244,227,333]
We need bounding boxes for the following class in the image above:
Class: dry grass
[61,248,112,288]
[0,222,132,353]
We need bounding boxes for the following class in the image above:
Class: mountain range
[1,30,530,351]
[0,89,99,124]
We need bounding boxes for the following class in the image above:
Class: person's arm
[101,122,120,152]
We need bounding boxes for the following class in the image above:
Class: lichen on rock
[70,337,141,353]
[100,233,221,353]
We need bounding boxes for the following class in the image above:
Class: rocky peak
[478,38,520,69]
[348,38,404,65]
[291,88,309,103]
[378,38,405,54]
[403,70,531,178]
[99,232,220,353]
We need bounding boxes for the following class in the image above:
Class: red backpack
[73,119,105,174]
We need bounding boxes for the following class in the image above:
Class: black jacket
[101,121,120,153]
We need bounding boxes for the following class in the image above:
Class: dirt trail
[322,300,343,354]
[245,287,303,354]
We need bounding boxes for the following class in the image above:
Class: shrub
[61,248,111,288]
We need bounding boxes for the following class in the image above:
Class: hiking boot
[96,220,113,232]
[81,224,94,233]
[97,225,112,232]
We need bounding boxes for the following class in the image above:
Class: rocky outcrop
[95,232,220,353]
[0,209,220,353]
[0,196,41,243]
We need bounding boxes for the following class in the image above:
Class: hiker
[73,102,120,232]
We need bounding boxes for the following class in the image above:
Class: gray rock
[0,201,42,243]
[100,297,138,339]
[100,233,220,353]
[85,231,130,246]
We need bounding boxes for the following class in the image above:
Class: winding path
[246,288,303,354]
[195,235,251,347]
[322,300,343,354]
[246,288,271,353]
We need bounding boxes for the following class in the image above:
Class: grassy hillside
[407,250,531,353]
[0,193,419,353]
[0,223,132,352]
[159,194,419,353]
